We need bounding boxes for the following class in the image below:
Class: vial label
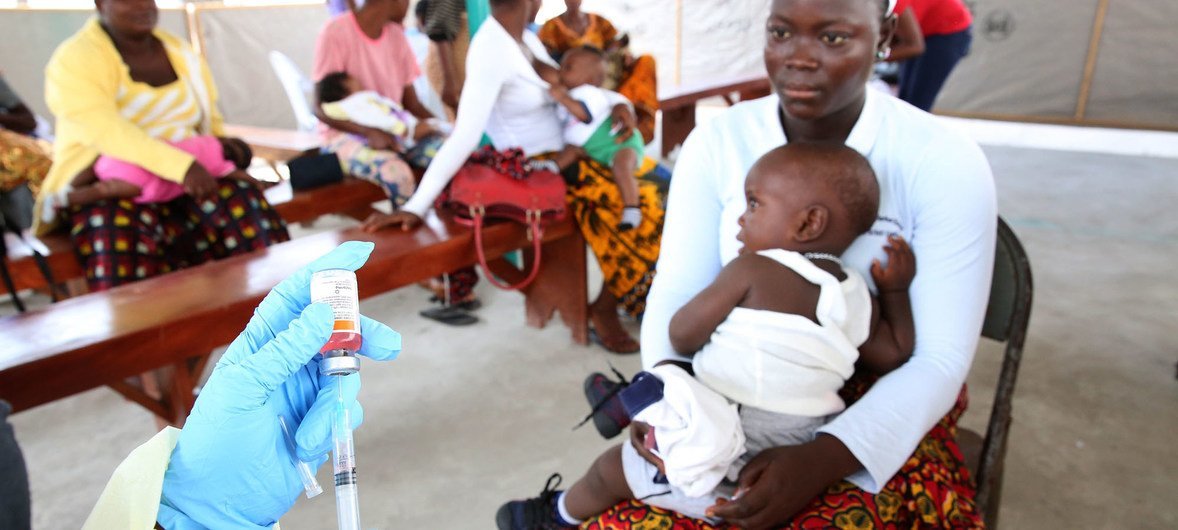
[311,269,361,342]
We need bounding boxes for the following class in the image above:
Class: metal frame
[974,216,1034,528]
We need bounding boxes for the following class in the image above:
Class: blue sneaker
[575,367,631,439]
[495,474,575,529]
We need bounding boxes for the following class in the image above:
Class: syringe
[311,269,364,530]
[331,376,361,530]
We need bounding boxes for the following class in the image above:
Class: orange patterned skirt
[583,375,984,529]
[565,158,664,317]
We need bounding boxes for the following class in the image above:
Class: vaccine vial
[311,269,362,375]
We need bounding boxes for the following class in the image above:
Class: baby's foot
[618,205,642,231]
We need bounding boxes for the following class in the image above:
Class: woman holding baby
[584,0,996,527]
[38,0,289,291]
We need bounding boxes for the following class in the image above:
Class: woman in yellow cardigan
[37,0,289,291]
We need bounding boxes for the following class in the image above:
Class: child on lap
[549,46,645,231]
[42,135,256,213]
[497,143,918,528]
[316,71,445,155]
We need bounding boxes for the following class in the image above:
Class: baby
[549,46,645,231]
[316,71,444,153]
[496,143,917,528]
[42,136,255,213]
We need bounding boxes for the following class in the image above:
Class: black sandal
[419,306,478,326]
[427,295,482,312]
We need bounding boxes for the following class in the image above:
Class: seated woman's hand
[362,210,422,233]
[224,169,276,190]
[412,121,436,141]
[217,136,254,169]
[364,128,400,151]
[628,421,666,475]
[707,434,859,529]
[183,161,218,198]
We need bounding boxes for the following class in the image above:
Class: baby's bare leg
[611,147,640,207]
[563,444,634,520]
[612,148,642,230]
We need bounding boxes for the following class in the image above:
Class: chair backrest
[267,50,319,133]
[974,216,1034,526]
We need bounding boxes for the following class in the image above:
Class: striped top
[117,78,201,143]
[38,17,224,234]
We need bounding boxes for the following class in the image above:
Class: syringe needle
[332,376,361,530]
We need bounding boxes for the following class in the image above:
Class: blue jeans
[899,28,973,111]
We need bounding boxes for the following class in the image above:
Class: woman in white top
[590,0,996,528]
[363,0,665,352]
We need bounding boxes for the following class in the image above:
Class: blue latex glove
[157,241,402,529]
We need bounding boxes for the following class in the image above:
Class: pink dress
[93,135,236,204]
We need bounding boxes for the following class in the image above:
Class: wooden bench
[1,177,387,296]
[658,75,771,157]
[0,214,587,425]
[222,123,321,163]
[3,123,376,297]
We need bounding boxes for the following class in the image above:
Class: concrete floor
[6,142,1178,529]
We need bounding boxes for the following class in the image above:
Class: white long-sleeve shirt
[641,89,996,492]
[401,17,562,217]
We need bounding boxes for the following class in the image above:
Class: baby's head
[558,46,606,89]
[316,71,361,104]
[217,137,253,170]
[737,142,879,256]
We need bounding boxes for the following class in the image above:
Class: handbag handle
[472,208,545,291]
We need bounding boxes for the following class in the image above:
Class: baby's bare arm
[668,257,752,355]
[549,86,592,123]
[67,180,142,206]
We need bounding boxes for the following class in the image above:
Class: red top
[894,0,972,36]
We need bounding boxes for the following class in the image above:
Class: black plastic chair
[959,217,1033,528]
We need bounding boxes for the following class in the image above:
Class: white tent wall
[931,0,1178,131]
[548,0,770,98]
[933,0,1099,120]
[193,4,327,130]
[0,4,324,131]
[0,8,189,121]
[1083,0,1178,127]
[3,1,1173,132]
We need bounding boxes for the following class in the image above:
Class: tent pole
[185,2,202,57]
[1075,0,1110,120]
[675,0,682,86]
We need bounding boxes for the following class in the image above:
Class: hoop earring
[875,46,891,61]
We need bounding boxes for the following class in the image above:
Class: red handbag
[443,148,567,290]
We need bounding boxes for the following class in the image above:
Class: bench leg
[108,354,208,428]
[513,231,589,345]
[64,278,89,298]
[661,106,696,158]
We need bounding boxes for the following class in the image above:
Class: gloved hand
[157,241,402,529]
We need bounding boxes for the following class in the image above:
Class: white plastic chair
[268,50,319,132]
